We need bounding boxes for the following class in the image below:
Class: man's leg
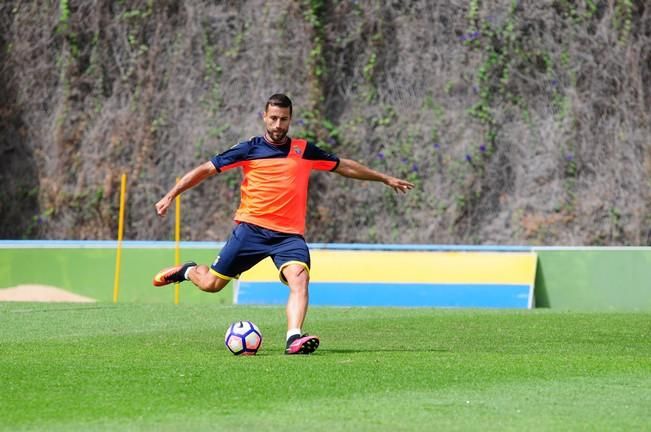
[155,223,262,292]
[153,262,229,292]
[187,265,229,293]
[282,263,310,330]
[282,263,319,355]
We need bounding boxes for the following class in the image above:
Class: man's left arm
[334,158,414,193]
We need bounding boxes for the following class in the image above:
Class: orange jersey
[210,137,339,235]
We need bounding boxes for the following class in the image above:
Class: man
[153,93,414,355]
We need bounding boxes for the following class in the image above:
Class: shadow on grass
[319,348,450,354]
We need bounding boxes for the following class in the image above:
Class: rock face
[1,1,650,245]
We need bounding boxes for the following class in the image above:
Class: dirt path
[0,285,96,303]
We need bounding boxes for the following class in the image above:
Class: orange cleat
[152,261,197,286]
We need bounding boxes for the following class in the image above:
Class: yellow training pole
[174,177,181,304]
[112,173,127,303]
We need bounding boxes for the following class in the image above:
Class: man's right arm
[335,158,414,193]
[155,161,218,216]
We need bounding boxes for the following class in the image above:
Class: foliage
[0,1,649,244]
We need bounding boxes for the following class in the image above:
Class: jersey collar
[263,134,290,146]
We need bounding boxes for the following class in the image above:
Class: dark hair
[265,93,293,116]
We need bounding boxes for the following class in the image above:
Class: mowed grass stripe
[1,304,649,431]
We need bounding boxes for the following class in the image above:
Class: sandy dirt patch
[0,284,96,303]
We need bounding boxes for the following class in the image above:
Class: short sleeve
[210,141,251,172]
[303,142,340,171]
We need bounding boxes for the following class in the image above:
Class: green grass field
[1,304,649,431]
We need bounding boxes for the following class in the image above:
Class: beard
[266,128,288,143]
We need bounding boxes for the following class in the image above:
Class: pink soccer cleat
[285,334,320,355]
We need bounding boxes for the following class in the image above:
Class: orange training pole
[112,173,127,303]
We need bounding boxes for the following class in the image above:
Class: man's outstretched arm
[155,161,218,216]
[334,158,415,193]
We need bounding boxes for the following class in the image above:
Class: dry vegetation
[0,0,649,245]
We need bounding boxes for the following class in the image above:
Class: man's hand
[384,176,415,193]
[155,195,174,217]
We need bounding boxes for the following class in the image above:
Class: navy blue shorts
[210,222,310,284]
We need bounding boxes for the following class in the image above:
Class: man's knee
[282,264,310,290]
[200,279,228,293]
[192,267,229,293]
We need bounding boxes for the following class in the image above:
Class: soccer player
[153,93,414,355]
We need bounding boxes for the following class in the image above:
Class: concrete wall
[1,242,650,310]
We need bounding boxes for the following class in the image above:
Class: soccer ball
[224,321,262,355]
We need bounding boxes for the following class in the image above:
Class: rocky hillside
[1,1,649,245]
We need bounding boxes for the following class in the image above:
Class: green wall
[2,244,650,310]
[534,248,651,311]
[0,247,233,304]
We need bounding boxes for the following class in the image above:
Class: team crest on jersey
[293,145,302,155]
